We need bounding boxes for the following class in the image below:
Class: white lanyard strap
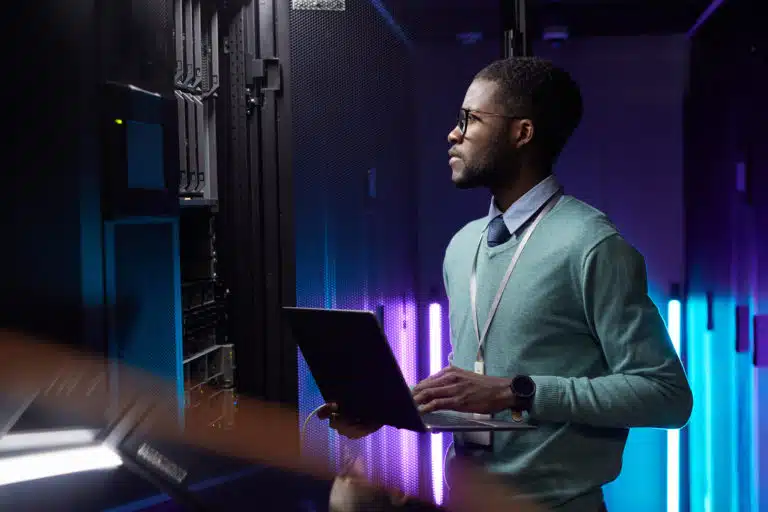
[470,191,561,362]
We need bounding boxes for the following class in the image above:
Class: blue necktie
[487,215,512,247]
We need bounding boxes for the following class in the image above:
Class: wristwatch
[510,375,536,413]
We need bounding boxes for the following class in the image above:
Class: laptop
[283,307,535,433]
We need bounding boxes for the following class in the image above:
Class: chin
[452,172,481,190]
[453,180,474,190]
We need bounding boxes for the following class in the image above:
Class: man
[325,57,693,511]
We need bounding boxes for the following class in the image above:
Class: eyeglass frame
[456,108,525,137]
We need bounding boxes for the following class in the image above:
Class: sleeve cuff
[530,375,564,421]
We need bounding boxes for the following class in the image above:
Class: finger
[418,397,460,414]
[413,367,449,391]
[317,402,339,420]
[413,370,456,394]
[413,384,462,405]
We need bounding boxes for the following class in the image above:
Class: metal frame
[202,7,220,200]
[502,0,532,58]
[175,0,232,431]
[176,0,220,201]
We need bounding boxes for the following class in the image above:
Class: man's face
[447,80,520,189]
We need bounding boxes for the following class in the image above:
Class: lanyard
[470,191,562,363]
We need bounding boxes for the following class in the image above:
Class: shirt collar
[486,174,562,236]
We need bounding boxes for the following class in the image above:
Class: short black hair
[475,57,583,162]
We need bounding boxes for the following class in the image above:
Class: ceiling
[379,0,715,43]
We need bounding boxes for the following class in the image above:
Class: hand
[329,458,543,512]
[412,366,513,415]
[317,402,382,440]
[329,458,408,512]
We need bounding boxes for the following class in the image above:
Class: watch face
[513,375,535,398]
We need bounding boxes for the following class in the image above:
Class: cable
[304,404,453,496]
[443,440,453,492]
[300,404,327,448]
[304,405,455,500]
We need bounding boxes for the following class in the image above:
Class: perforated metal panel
[104,220,184,413]
[291,0,345,11]
[290,0,420,496]
[100,0,174,92]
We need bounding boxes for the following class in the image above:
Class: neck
[491,168,551,212]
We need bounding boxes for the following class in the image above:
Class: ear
[511,118,535,148]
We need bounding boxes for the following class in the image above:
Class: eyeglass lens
[457,109,468,134]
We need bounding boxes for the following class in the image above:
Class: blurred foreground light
[0,429,122,487]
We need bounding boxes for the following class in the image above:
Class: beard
[451,132,518,190]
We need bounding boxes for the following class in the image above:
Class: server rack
[173,0,234,430]
[171,0,298,428]
[3,0,297,506]
[3,0,302,476]
[95,0,297,431]
[96,0,234,427]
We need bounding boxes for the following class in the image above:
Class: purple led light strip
[429,303,444,504]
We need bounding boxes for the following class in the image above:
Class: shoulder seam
[580,232,622,274]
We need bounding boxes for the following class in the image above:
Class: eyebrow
[464,108,498,118]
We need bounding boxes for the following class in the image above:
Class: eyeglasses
[456,108,522,136]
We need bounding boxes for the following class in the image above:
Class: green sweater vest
[443,196,692,510]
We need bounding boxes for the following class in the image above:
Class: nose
[447,125,463,144]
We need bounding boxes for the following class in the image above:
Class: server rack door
[289,0,421,496]
[218,0,297,408]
